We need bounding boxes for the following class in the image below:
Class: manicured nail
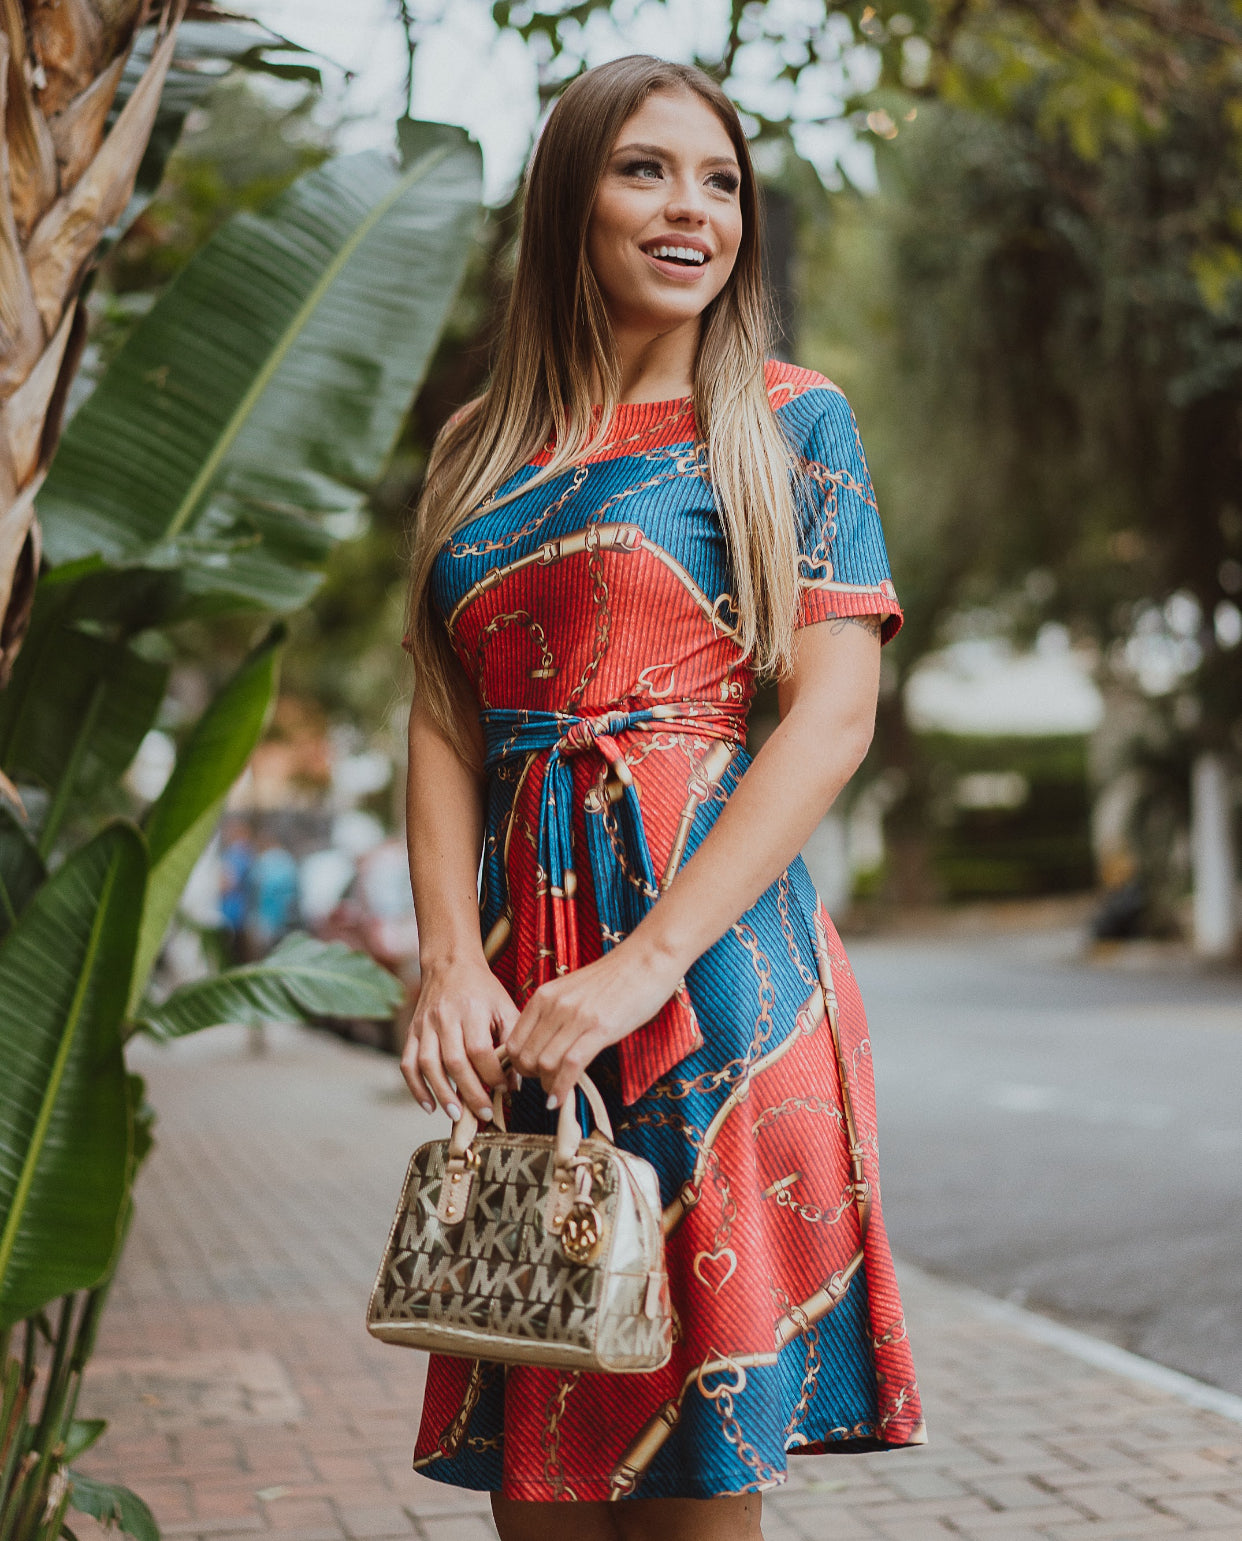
[446,1102,462,1121]
[477,1105,493,1122]
[546,1093,559,1111]
[420,1101,434,1115]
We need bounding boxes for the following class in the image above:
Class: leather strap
[555,1072,614,1165]
[446,1084,508,1160]
[446,1068,614,1169]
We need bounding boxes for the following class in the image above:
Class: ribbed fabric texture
[411,361,924,1501]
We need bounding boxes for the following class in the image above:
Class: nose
[663,174,709,226]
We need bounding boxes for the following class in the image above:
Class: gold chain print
[777,1290,823,1444]
[411,365,925,1492]
[542,1372,582,1499]
[657,921,776,1100]
[564,519,612,709]
[471,609,557,705]
[448,464,590,557]
[698,1359,784,1490]
[776,872,819,988]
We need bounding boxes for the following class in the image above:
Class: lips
[639,238,711,280]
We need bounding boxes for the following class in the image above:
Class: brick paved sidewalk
[70,1023,1242,1541]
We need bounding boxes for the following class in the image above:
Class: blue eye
[621,158,663,179]
[709,172,740,194]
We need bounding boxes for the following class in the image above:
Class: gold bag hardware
[366,1071,673,1373]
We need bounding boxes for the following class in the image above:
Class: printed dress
[411,360,926,1501]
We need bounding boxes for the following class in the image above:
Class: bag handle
[446,1064,613,1168]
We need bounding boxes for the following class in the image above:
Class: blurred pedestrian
[218,816,254,962]
[243,833,300,960]
[401,56,924,1538]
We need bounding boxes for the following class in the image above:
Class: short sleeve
[793,389,903,642]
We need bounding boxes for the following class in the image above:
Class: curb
[909,1264,1242,1428]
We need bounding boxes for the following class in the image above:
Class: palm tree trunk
[0,0,186,683]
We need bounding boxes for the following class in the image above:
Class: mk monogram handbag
[366,1070,673,1373]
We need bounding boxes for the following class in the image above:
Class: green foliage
[0,826,145,1330]
[66,1472,158,1541]
[137,933,404,1041]
[130,633,283,1014]
[39,126,483,619]
[919,734,1094,898]
[113,18,321,246]
[0,110,480,1339]
[0,35,482,1535]
[0,591,169,856]
[108,73,331,299]
[0,810,45,942]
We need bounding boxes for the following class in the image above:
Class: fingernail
[420,1101,434,1115]
[546,1094,559,1111]
[446,1102,462,1121]
[477,1105,493,1122]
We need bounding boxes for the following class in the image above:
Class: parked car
[312,839,419,1054]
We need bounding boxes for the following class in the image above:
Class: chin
[622,288,715,331]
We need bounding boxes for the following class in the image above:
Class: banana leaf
[0,825,146,1329]
[38,560,188,636]
[0,806,44,939]
[128,630,282,1014]
[137,933,403,1040]
[0,584,168,852]
[39,123,483,615]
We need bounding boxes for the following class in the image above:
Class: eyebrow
[611,141,740,170]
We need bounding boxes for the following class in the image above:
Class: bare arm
[505,615,883,1107]
[401,666,515,1122]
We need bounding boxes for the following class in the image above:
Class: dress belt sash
[481,701,747,1104]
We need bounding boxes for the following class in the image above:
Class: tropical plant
[0,22,483,1537]
[0,0,318,686]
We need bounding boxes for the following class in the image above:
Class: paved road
[851,926,1242,1394]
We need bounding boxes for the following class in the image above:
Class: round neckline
[592,395,694,432]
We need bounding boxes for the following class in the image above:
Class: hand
[503,942,683,1111]
[401,955,518,1123]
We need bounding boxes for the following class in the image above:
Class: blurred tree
[803,4,1242,917]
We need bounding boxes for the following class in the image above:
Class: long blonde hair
[407,55,803,749]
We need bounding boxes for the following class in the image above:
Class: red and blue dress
[411,360,926,1500]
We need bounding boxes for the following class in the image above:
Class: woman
[401,54,925,1541]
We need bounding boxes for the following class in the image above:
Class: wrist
[417,939,489,978]
[620,915,693,986]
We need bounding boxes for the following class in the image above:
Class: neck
[595,313,701,404]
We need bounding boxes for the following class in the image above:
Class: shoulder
[762,360,860,456]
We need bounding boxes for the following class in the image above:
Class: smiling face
[585,88,745,339]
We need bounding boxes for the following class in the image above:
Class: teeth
[648,245,706,265]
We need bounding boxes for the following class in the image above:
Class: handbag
[366,1068,673,1373]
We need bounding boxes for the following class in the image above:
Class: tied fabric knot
[482,701,746,1104]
